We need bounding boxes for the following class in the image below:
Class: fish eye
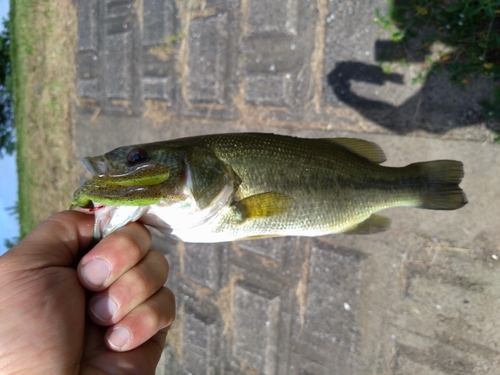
[127,149,149,165]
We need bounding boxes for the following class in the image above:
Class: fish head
[72,143,186,208]
[70,143,184,237]
[71,141,239,238]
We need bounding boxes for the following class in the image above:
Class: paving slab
[74,0,500,373]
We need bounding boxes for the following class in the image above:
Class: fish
[71,133,467,242]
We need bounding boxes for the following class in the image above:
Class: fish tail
[409,160,467,210]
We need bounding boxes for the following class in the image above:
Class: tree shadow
[327,58,493,134]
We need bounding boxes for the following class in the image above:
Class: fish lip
[83,156,109,176]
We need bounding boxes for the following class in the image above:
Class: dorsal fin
[325,138,386,164]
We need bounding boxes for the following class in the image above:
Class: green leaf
[445,3,464,13]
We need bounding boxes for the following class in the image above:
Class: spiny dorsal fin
[233,192,293,221]
[343,214,391,235]
[325,138,386,164]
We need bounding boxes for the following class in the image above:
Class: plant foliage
[375,0,500,124]
[0,16,14,158]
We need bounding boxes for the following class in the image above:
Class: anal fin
[343,214,391,235]
[238,234,285,241]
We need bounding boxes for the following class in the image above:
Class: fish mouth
[83,156,110,176]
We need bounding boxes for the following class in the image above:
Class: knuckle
[113,232,143,257]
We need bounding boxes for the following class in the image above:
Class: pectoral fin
[343,214,391,235]
[233,192,293,221]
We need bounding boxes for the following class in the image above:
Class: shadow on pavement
[327,1,498,135]
[327,59,494,134]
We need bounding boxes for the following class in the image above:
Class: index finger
[77,222,152,291]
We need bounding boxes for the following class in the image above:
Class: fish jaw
[93,205,149,238]
[89,172,236,239]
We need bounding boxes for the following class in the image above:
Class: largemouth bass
[71,133,467,242]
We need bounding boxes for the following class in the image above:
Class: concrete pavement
[74,0,500,373]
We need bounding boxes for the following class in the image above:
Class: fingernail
[108,326,131,350]
[91,296,117,322]
[81,258,111,288]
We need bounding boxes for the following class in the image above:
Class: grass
[10,0,79,238]
[375,0,500,129]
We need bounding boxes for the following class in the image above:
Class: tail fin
[410,160,467,210]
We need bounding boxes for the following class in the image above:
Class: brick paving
[75,1,500,373]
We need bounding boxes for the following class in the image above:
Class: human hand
[0,211,175,374]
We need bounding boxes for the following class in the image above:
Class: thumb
[5,211,96,269]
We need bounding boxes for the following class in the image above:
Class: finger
[3,211,95,270]
[82,323,168,374]
[77,222,152,291]
[105,286,176,352]
[87,249,169,325]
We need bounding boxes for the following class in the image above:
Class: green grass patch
[10,0,79,238]
[10,0,34,238]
